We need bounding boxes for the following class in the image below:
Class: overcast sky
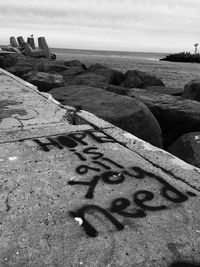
[0,0,199,52]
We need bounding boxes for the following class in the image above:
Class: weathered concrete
[0,68,70,129]
[1,68,200,267]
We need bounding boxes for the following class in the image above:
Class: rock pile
[1,52,200,168]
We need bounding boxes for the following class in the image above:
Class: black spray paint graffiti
[27,130,197,238]
[68,144,133,199]
[69,166,197,237]
[32,130,116,152]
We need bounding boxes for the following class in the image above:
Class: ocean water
[52,48,200,88]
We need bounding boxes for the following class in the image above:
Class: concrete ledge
[1,68,200,266]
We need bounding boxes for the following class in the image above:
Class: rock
[46,64,68,73]
[34,59,87,74]
[63,60,87,69]
[88,63,108,71]
[91,83,129,95]
[22,71,64,92]
[6,66,33,78]
[1,46,21,53]
[89,68,125,85]
[128,88,200,148]
[145,86,184,96]
[15,59,33,68]
[49,85,163,147]
[34,58,51,72]
[34,59,68,73]
[121,70,165,88]
[0,53,25,69]
[168,132,200,168]
[68,67,125,86]
[182,79,200,102]
[68,73,111,86]
[121,73,144,88]
[61,66,85,83]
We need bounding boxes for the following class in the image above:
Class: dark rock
[121,70,165,88]
[89,68,125,85]
[34,59,51,72]
[34,59,68,73]
[6,66,33,78]
[0,53,25,69]
[128,88,200,148]
[182,80,200,102]
[49,85,163,148]
[88,63,108,71]
[91,83,129,95]
[121,73,144,88]
[22,71,64,92]
[168,132,200,168]
[145,86,184,96]
[68,73,111,86]
[68,67,125,86]
[61,66,85,83]
[1,46,21,53]
[46,64,68,73]
[63,60,87,69]
[15,59,33,68]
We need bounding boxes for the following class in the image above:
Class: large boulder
[68,67,125,86]
[15,59,34,68]
[6,66,33,78]
[182,79,200,102]
[60,66,85,83]
[168,132,200,168]
[46,64,68,73]
[90,83,130,95]
[89,68,125,85]
[145,86,184,96]
[87,63,108,71]
[49,85,163,148]
[128,88,200,148]
[121,70,165,88]
[0,53,25,69]
[63,60,87,69]
[68,73,111,86]
[34,59,68,73]
[22,71,64,92]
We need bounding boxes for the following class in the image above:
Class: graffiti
[69,170,126,199]
[25,130,197,238]
[69,166,197,237]
[70,205,124,238]
[31,130,116,152]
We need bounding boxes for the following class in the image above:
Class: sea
[52,48,200,88]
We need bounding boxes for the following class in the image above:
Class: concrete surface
[0,67,200,267]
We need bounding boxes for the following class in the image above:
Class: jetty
[0,67,200,266]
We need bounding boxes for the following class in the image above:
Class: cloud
[0,0,199,51]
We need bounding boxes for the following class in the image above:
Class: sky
[0,0,199,53]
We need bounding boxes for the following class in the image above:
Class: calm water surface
[52,48,200,88]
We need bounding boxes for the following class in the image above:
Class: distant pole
[194,43,199,54]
